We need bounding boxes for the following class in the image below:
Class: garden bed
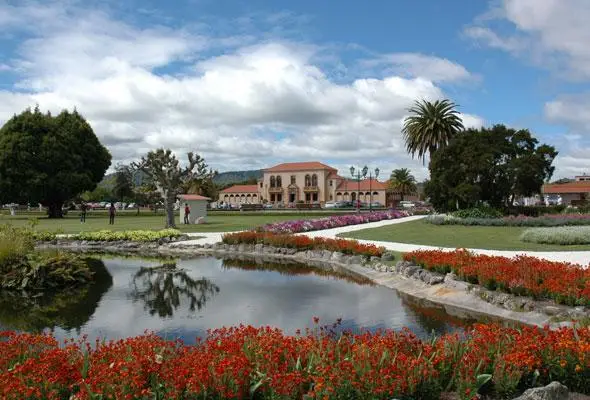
[257,210,410,234]
[404,250,590,306]
[520,226,590,245]
[427,213,590,227]
[1,323,588,399]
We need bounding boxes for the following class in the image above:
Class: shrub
[222,231,385,257]
[0,323,589,398]
[1,252,93,291]
[520,226,590,245]
[404,249,590,306]
[451,207,503,219]
[71,229,182,242]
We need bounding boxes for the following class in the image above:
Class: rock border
[36,240,588,328]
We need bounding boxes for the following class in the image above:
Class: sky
[1,0,589,181]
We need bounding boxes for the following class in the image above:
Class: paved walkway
[175,215,590,265]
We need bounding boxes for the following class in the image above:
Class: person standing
[183,203,190,224]
[80,202,87,223]
[109,202,116,225]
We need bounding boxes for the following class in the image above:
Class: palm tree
[389,168,417,202]
[402,99,464,164]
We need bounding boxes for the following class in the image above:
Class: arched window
[270,176,276,187]
[276,176,282,187]
[304,174,311,186]
[373,192,379,196]
[336,192,342,201]
[311,174,318,186]
[344,192,349,200]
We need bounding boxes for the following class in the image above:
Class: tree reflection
[0,258,113,333]
[130,263,220,317]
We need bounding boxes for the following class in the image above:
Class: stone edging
[36,240,588,328]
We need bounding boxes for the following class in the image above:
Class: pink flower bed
[257,210,410,234]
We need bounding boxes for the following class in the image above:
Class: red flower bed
[1,323,589,399]
[404,250,590,306]
[222,231,385,258]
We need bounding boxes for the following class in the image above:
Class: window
[311,174,318,186]
[276,176,282,187]
[329,194,333,200]
[305,174,311,187]
[260,182,263,188]
[270,176,276,188]
[291,175,296,184]
[329,180,333,187]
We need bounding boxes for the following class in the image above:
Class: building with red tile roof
[218,161,390,206]
[542,177,590,205]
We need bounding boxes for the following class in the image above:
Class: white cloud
[465,0,590,79]
[361,53,475,83]
[0,1,481,181]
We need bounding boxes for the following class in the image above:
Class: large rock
[512,382,569,400]
[381,251,396,261]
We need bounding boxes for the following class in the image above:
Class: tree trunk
[164,191,176,228]
[47,202,64,218]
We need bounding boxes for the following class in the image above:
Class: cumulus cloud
[0,1,481,180]
[465,0,590,177]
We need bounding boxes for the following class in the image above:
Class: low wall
[37,240,589,328]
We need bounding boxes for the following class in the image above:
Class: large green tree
[402,99,464,164]
[132,149,214,228]
[0,107,111,217]
[388,168,417,202]
[426,125,558,211]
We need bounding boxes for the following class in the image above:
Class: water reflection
[130,263,220,317]
[0,255,482,343]
[0,258,112,333]
[221,257,375,286]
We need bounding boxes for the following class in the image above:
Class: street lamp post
[350,165,368,213]
[368,168,380,212]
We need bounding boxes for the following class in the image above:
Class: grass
[339,219,590,251]
[0,211,348,234]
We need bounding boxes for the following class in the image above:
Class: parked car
[324,201,337,209]
[263,203,273,209]
[399,201,415,208]
[370,202,383,208]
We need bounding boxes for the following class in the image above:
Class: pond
[0,255,481,343]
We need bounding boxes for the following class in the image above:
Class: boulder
[330,252,345,262]
[347,255,364,265]
[381,251,396,261]
[512,382,569,400]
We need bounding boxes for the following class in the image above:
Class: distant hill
[213,170,263,186]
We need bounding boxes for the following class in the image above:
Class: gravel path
[177,215,590,265]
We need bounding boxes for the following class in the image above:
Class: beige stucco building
[219,161,388,206]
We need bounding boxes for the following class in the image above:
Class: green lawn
[0,211,345,234]
[339,219,590,251]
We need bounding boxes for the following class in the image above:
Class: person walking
[183,203,191,224]
[80,202,87,223]
[109,202,116,225]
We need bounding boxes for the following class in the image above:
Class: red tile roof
[327,172,345,180]
[179,194,211,200]
[220,184,259,194]
[542,182,590,194]
[264,161,337,172]
[335,178,387,191]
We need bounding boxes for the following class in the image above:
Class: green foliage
[402,99,464,163]
[0,107,111,218]
[388,168,418,201]
[452,207,503,219]
[113,164,134,201]
[520,226,590,245]
[72,229,183,242]
[0,225,34,268]
[1,252,93,291]
[426,125,558,212]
